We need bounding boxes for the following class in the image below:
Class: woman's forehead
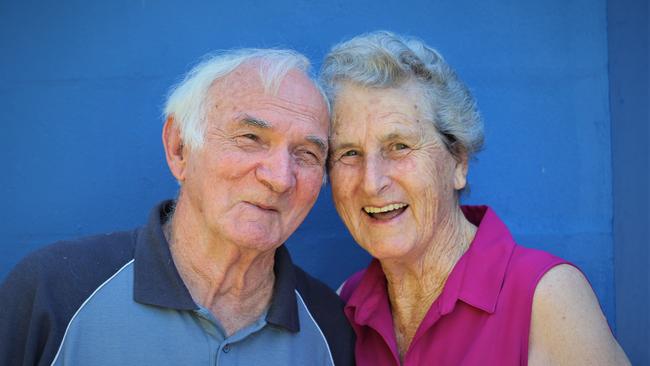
[334,82,432,118]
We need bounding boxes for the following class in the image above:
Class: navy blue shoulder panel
[293,266,356,366]
[0,230,137,366]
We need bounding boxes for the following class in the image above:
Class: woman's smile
[362,203,409,221]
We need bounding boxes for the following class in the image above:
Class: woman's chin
[363,240,418,262]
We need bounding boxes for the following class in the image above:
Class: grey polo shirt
[0,201,355,366]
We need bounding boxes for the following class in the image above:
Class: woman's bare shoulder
[528,264,630,365]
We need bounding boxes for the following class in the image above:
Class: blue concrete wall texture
[1,0,645,361]
[608,0,649,364]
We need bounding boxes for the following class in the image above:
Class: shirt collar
[344,259,389,327]
[133,200,196,310]
[344,259,398,358]
[133,200,300,332]
[450,205,516,314]
[266,246,300,332]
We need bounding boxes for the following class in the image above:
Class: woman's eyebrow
[381,130,414,142]
[330,141,356,152]
[385,132,402,140]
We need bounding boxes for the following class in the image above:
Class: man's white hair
[164,49,325,150]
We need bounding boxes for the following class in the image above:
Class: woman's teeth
[363,203,408,214]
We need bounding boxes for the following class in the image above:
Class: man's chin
[229,231,283,252]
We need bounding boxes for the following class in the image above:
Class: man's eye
[234,133,263,149]
[342,150,359,157]
[297,150,321,165]
[242,133,259,141]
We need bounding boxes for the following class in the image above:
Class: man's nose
[256,149,295,193]
[362,154,390,196]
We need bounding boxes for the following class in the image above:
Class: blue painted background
[2,0,645,361]
[608,0,649,364]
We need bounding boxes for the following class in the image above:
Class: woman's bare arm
[528,264,630,365]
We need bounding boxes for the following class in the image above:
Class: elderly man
[0,49,354,365]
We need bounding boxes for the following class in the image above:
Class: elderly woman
[320,31,629,365]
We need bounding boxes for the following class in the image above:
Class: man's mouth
[246,201,278,212]
[362,203,408,220]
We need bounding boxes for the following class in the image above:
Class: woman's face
[329,82,468,262]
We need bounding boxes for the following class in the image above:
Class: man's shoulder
[1,229,139,312]
[0,229,140,366]
[292,265,343,305]
[9,229,138,286]
[292,264,355,366]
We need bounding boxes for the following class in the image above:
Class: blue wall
[1,0,631,352]
[608,0,649,364]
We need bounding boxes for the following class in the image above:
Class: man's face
[179,65,329,252]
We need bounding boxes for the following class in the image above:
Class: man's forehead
[208,63,264,97]
[209,63,323,105]
[210,61,298,92]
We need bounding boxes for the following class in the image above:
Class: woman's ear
[453,153,469,191]
[162,116,187,183]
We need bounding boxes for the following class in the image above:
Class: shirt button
[223,344,231,353]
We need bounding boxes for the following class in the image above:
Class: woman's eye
[393,143,409,150]
[335,149,361,166]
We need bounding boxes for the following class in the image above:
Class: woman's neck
[382,205,477,360]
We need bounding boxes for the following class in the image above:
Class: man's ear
[162,116,187,182]
[453,153,469,191]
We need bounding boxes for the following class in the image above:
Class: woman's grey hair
[320,31,484,161]
[164,48,328,150]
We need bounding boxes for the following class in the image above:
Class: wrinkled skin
[328,82,468,265]
[166,65,330,253]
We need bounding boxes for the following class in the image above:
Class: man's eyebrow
[241,115,270,129]
[240,114,326,154]
[306,136,327,154]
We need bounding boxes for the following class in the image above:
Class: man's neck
[164,202,276,336]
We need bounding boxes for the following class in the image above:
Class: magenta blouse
[340,206,569,366]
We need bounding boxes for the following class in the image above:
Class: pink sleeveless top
[340,206,569,366]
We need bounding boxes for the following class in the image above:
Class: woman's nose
[362,154,390,196]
